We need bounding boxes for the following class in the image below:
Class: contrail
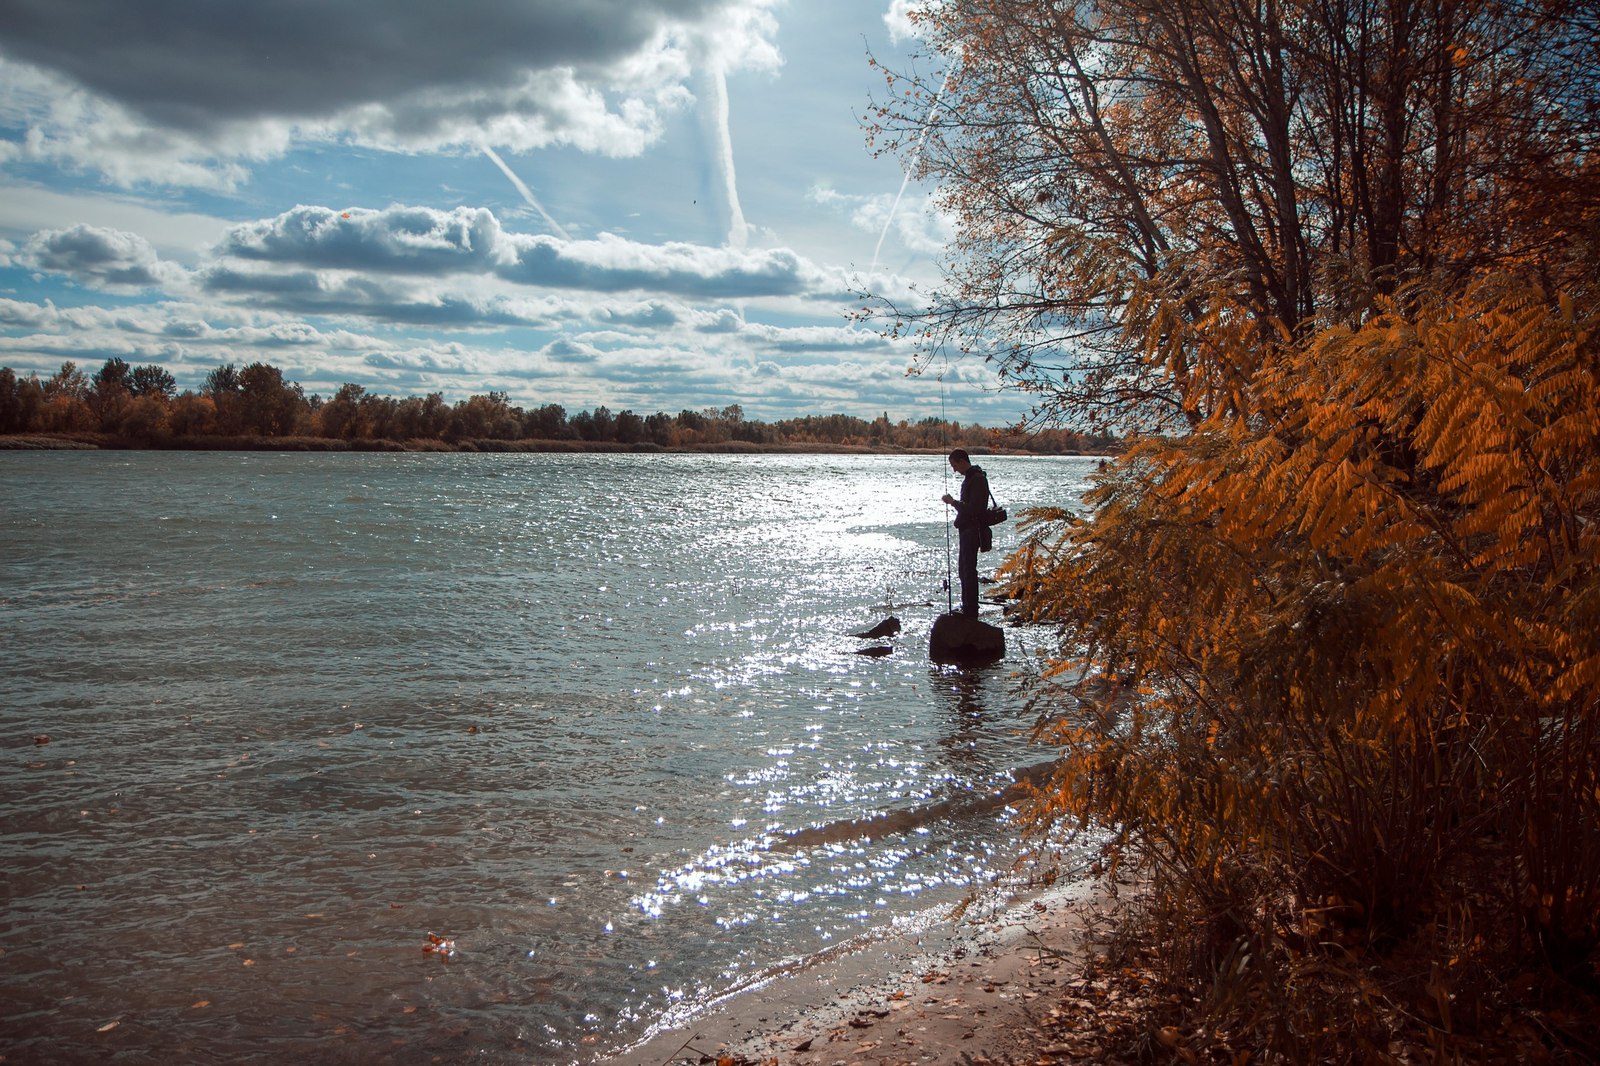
[482,146,571,240]
[871,66,951,274]
[705,60,748,250]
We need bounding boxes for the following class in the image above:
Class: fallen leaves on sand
[1024,957,1172,1064]
[848,1008,890,1028]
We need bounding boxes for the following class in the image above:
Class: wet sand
[610,875,1109,1066]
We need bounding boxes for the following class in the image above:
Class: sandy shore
[608,874,1112,1066]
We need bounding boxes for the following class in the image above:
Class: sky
[0,0,1022,425]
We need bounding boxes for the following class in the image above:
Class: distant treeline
[0,359,1117,454]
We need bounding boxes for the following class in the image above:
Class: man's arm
[950,469,988,525]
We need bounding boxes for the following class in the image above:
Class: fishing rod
[939,349,954,614]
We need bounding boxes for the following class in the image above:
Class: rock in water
[850,616,901,640]
[928,612,1005,664]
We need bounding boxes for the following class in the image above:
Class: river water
[0,450,1093,1064]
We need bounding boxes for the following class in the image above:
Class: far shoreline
[0,431,1112,457]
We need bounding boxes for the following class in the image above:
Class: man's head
[948,448,971,474]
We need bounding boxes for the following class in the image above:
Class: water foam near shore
[613,864,1109,1066]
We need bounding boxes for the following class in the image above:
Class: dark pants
[957,525,980,616]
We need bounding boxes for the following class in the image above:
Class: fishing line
[940,349,954,614]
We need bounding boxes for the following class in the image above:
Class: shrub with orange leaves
[869,0,1598,1053]
[1004,274,1599,1056]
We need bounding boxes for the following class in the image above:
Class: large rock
[928,612,1005,664]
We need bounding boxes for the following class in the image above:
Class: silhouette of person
[941,448,991,617]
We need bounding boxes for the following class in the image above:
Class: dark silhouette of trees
[614,409,645,445]
[448,390,520,441]
[91,358,132,396]
[523,403,570,441]
[203,363,243,434]
[38,362,93,432]
[572,405,615,442]
[202,364,240,395]
[0,357,1117,454]
[643,411,674,445]
[237,362,306,436]
[395,393,452,441]
[88,358,134,431]
[0,367,44,433]
[315,383,371,440]
[128,364,177,399]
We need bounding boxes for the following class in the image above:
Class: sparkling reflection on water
[0,450,1094,1064]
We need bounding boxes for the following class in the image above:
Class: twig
[1023,926,1078,962]
[654,1031,704,1065]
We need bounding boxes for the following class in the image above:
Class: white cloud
[218,206,514,275]
[0,60,273,191]
[22,224,190,290]
[882,0,929,45]
[0,0,786,189]
[809,185,952,258]
[0,276,923,412]
[0,182,231,260]
[201,204,855,303]
[0,2,1008,422]
[0,296,58,328]
[503,231,836,298]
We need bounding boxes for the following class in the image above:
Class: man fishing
[940,449,992,617]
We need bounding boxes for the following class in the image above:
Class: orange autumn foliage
[1004,274,1599,1042]
[871,0,1598,1053]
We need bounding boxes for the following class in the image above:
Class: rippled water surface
[0,450,1093,1063]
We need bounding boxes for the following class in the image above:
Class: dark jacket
[952,464,990,529]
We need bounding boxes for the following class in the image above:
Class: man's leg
[958,527,979,616]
